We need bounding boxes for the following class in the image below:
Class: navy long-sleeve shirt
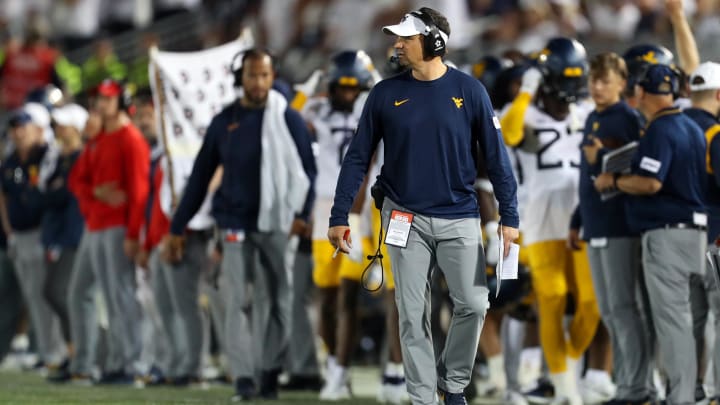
[685,107,720,243]
[1,145,47,231]
[42,151,84,248]
[578,101,641,239]
[330,67,518,228]
[170,101,316,235]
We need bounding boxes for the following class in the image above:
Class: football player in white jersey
[301,50,406,403]
[500,37,599,405]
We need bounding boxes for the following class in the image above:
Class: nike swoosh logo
[394,99,409,106]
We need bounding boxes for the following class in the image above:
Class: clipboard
[600,141,638,201]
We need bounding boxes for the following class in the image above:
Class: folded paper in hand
[495,229,520,298]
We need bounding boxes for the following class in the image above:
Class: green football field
[0,368,383,405]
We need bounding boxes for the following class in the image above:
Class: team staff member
[683,61,720,403]
[574,53,651,405]
[0,108,66,370]
[329,8,518,405]
[63,109,102,385]
[43,104,87,371]
[165,49,316,402]
[68,79,150,381]
[595,64,707,405]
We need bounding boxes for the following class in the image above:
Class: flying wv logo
[451,97,463,109]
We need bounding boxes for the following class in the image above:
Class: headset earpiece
[410,10,446,59]
[231,51,244,88]
[230,48,278,88]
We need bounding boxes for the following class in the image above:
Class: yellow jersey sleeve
[290,91,309,111]
[500,92,532,147]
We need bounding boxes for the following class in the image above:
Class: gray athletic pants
[222,231,290,380]
[705,243,720,397]
[0,248,21,362]
[642,228,704,405]
[287,238,320,377]
[587,238,652,400]
[143,249,172,374]
[155,232,208,377]
[87,227,142,375]
[690,270,709,387]
[10,229,66,365]
[68,232,99,375]
[382,198,488,405]
[204,266,229,356]
[44,248,76,342]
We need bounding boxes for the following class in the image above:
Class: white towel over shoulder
[257,89,310,233]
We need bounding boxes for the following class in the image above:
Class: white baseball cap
[51,103,89,134]
[382,12,449,44]
[23,102,51,128]
[689,62,720,92]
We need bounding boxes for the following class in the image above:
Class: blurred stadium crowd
[0,0,719,99]
[1,1,720,405]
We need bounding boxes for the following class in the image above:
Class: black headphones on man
[410,9,447,59]
[230,48,277,88]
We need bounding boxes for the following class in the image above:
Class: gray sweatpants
[705,244,720,396]
[157,232,207,377]
[222,231,290,380]
[642,228,704,405]
[690,271,709,387]
[204,266,229,356]
[140,249,172,374]
[10,229,66,365]
[0,248,21,362]
[287,240,320,377]
[87,227,142,374]
[68,232,99,375]
[587,238,652,400]
[382,198,488,405]
[44,248,76,343]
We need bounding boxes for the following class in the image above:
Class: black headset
[409,10,446,59]
[119,82,134,112]
[230,48,277,88]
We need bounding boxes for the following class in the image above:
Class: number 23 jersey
[513,101,593,245]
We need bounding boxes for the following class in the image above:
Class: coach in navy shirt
[574,52,650,404]
[165,49,316,402]
[328,7,518,405]
[0,108,66,370]
[595,64,706,405]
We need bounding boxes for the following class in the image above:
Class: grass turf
[0,370,382,405]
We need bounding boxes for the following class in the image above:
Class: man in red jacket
[69,79,150,382]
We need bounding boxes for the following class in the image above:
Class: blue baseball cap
[8,110,32,128]
[638,64,677,95]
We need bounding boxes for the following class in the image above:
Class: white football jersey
[511,101,593,245]
[302,95,372,240]
[302,97,360,199]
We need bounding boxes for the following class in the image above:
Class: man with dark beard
[164,48,316,402]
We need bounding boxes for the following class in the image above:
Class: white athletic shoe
[549,371,582,405]
[505,389,530,405]
[580,373,616,404]
[377,378,409,404]
[319,373,351,401]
